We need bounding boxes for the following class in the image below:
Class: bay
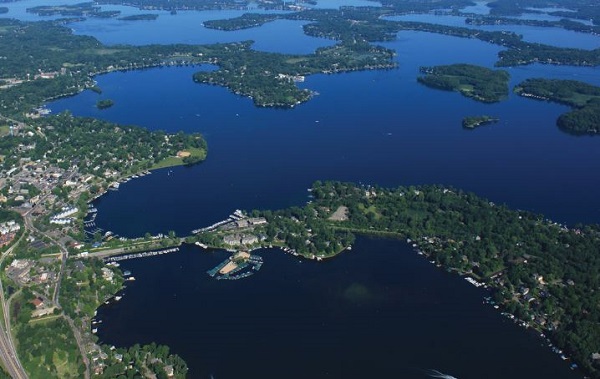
[96,238,581,379]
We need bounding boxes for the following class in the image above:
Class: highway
[0,233,28,379]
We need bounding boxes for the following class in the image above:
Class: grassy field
[150,147,206,170]
[17,318,84,378]
[0,125,10,137]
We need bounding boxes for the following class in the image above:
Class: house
[101,267,114,282]
[31,297,44,309]
[223,234,240,246]
[241,235,258,245]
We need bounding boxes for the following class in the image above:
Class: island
[418,64,510,103]
[117,14,159,21]
[95,99,114,109]
[462,115,499,129]
[26,3,121,18]
[515,78,600,135]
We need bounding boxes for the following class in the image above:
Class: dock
[104,247,180,263]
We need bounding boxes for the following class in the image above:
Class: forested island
[462,115,499,129]
[117,14,159,21]
[417,64,510,103]
[515,78,600,135]
[95,99,114,109]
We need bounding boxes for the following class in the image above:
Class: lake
[43,5,600,378]
[96,238,581,379]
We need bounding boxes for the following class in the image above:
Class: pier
[104,247,180,263]
[191,218,233,234]
[191,210,247,234]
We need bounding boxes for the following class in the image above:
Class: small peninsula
[418,64,510,103]
[462,115,499,129]
[515,78,600,135]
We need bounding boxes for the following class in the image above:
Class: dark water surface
[97,239,581,379]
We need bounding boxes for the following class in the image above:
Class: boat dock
[104,247,180,262]
[192,218,233,234]
[191,210,247,234]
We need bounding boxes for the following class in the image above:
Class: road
[0,234,28,379]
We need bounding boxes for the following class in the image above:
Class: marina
[207,251,263,280]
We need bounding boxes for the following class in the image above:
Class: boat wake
[426,369,458,379]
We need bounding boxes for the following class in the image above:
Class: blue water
[386,14,600,49]
[44,12,600,379]
[50,30,600,236]
[96,239,581,379]
[69,11,335,53]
